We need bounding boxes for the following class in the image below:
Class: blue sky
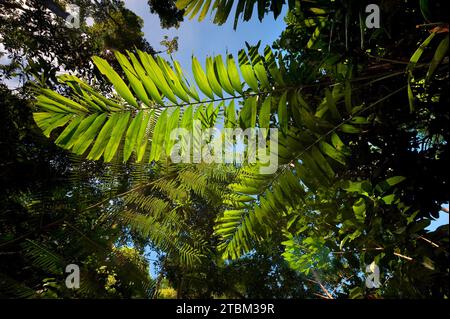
[123,0,287,79]
[429,205,449,231]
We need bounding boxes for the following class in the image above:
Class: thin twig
[393,252,413,261]
[313,292,332,299]
[82,175,169,212]
[0,217,66,249]
[418,235,440,248]
[0,174,172,249]
[312,270,334,299]
[416,22,448,29]
[331,247,384,254]
[333,247,414,262]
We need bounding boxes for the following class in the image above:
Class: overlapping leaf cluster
[31,0,449,298]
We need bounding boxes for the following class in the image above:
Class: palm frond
[175,0,296,28]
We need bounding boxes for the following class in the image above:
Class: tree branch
[39,0,70,20]
[311,270,334,299]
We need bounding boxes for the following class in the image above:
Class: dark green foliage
[148,0,185,29]
[0,0,153,86]
[2,0,449,299]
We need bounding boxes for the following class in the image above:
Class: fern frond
[122,210,205,265]
[0,273,36,298]
[177,169,209,198]
[124,192,171,218]
[22,239,65,275]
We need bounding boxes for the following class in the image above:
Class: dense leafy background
[0,0,448,299]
